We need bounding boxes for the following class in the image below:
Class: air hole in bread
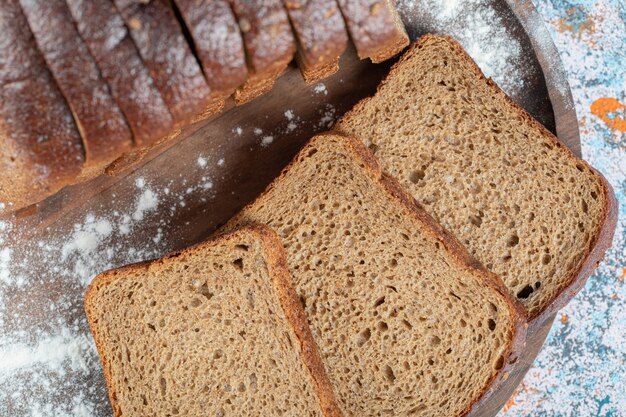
[374,296,386,307]
[516,285,534,299]
[232,258,244,271]
[430,336,441,346]
[235,244,249,251]
[356,328,371,347]
[409,169,425,184]
[147,323,156,332]
[368,143,379,154]
[494,355,505,370]
[378,322,389,332]
[197,283,213,300]
[507,234,519,247]
[542,254,552,265]
[487,319,496,331]
[383,365,396,383]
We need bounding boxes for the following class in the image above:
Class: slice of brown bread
[0,0,85,211]
[114,0,219,124]
[336,0,409,63]
[85,225,343,417]
[335,35,618,322]
[66,0,174,147]
[223,132,526,416]
[228,0,296,104]
[173,0,248,100]
[19,0,132,177]
[284,0,349,84]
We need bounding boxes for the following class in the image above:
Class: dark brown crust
[85,224,342,417]
[19,0,132,174]
[66,0,174,146]
[223,131,527,417]
[228,0,296,104]
[284,0,349,84]
[174,0,248,99]
[337,34,618,325]
[114,0,214,124]
[0,0,85,211]
[336,0,409,63]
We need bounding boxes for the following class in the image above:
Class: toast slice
[173,0,248,100]
[66,0,174,147]
[0,0,85,210]
[284,0,349,84]
[228,0,296,104]
[336,0,409,63]
[113,0,219,124]
[19,0,132,177]
[335,35,618,321]
[86,225,343,417]
[224,132,526,416]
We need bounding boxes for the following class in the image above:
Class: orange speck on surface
[612,294,619,300]
[620,268,626,283]
[591,97,626,133]
[560,314,568,323]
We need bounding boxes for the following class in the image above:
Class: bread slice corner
[85,224,343,417]
[335,34,618,322]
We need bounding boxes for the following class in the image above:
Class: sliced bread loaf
[336,0,409,63]
[173,0,248,100]
[335,35,618,321]
[113,0,218,124]
[19,0,132,177]
[228,0,296,104]
[224,132,526,416]
[86,225,342,417]
[0,0,85,210]
[284,0,349,84]
[66,0,174,146]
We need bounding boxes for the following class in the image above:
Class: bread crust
[19,0,132,175]
[66,0,174,147]
[85,224,343,417]
[228,0,296,104]
[337,34,618,325]
[0,0,85,210]
[336,0,409,63]
[284,0,349,84]
[113,0,215,124]
[174,0,248,99]
[223,131,528,417]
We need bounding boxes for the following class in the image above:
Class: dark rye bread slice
[336,0,409,63]
[224,133,526,416]
[228,0,296,104]
[66,0,174,146]
[85,225,342,417]
[114,0,219,124]
[173,0,248,100]
[0,0,84,210]
[284,0,349,84]
[19,0,132,177]
[335,35,618,322]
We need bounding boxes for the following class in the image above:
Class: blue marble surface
[499,1,626,416]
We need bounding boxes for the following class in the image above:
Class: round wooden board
[4,1,578,416]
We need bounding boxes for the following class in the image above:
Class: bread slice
[113,0,219,124]
[223,132,526,416]
[335,35,618,321]
[66,0,174,147]
[228,0,296,104]
[284,0,349,84]
[336,0,409,63]
[86,225,343,417]
[0,0,85,211]
[19,0,132,177]
[173,0,248,100]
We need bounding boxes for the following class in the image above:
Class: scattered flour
[313,83,328,95]
[196,156,208,168]
[261,136,274,147]
[396,0,528,95]
[233,127,243,136]
[217,158,225,167]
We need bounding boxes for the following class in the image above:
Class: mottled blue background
[499,1,625,416]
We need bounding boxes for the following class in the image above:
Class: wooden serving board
[2,1,579,416]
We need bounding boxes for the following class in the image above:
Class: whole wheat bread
[228,0,296,104]
[336,0,409,63]
[19,0,132,178]
[335,35,618,321]
[86,225,343,417]
[0,0,85,211]
[284,0,349,84]
[66,0,174,147]
[224,132,526,416]
[173,0,248,100]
